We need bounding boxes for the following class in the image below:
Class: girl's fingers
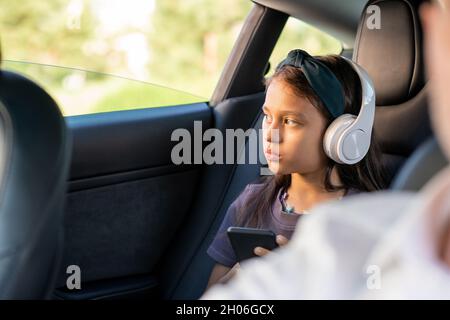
[276,235,289,246]
[254,246,270,256]
[254,237,288,257]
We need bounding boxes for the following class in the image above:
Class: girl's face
[262,77,329,175]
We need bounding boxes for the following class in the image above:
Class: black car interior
[1,0,447,300]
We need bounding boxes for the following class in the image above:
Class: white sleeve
[201,191,415,300]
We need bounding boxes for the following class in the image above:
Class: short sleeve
[207,184,257,268]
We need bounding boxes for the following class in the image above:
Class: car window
[267,17,342,76]
[0,0,252,116]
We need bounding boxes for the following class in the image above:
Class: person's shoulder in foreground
[202,167,450,299]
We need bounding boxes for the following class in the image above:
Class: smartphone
[227,226,278,263]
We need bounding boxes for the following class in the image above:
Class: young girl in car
[206,49,387,288]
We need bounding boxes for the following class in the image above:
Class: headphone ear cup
[323,114,356,164]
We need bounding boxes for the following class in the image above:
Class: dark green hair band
[276,49,345,119]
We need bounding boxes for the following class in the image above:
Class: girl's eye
[263,114,273,123]
[284,118,298,126]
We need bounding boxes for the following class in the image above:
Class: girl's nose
[264,124,281,143]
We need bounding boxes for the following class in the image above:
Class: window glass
[0,0,252,115]
[267,17,342,77]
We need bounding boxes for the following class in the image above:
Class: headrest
[353,0,424,106]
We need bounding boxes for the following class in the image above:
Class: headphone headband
[341,57,376,137]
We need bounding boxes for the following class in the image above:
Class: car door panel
[54,102,211,299]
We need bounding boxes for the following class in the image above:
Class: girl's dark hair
[237,54,388,227]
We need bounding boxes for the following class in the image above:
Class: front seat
[0,44,71,298]
[391,136,448,191]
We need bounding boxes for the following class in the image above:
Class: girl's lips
[264,149,281,161]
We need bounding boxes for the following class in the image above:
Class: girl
[206,49,387,288]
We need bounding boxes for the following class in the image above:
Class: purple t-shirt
[207,183,359,267]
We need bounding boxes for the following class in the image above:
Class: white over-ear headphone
[323,57,375,165]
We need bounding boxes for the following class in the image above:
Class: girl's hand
[253,235,289,257]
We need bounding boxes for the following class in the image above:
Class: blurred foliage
[0,0,105,76]
[93,82,205,114]
[3,60,205,116]
[268,18,343,77]
[0,0,341,116]
[149,0,252,97]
